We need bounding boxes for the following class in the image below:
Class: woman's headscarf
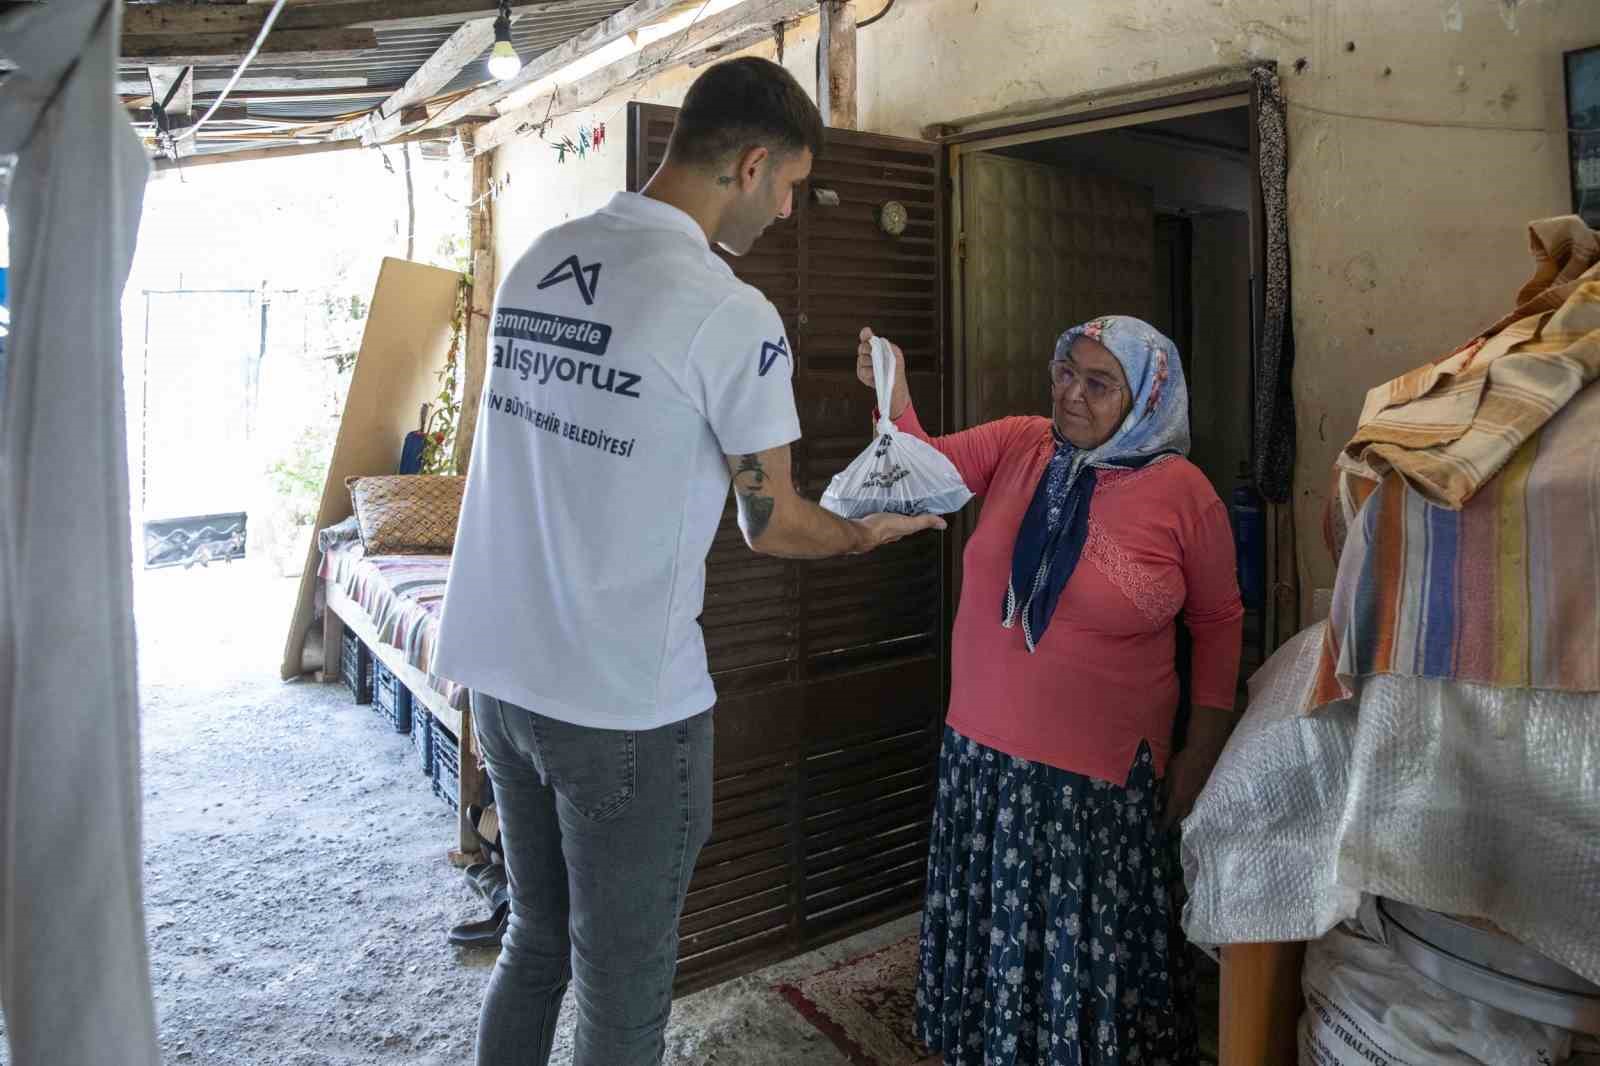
[1003,315,1192,651]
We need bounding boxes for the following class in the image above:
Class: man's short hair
[667,57,824,168]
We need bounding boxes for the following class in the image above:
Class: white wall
[490,0,1599,610]
[490,20,822,279]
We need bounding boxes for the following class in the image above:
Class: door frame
[938,79,1291,660]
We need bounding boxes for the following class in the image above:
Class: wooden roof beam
[130,104,248,125]
[123,1,626,38]
[473,0,815,155]
[117,77,376,97]
[328,16,503,144]
[150,128,458,173]
[146,66,193,116]
[122,28,381,67]
[417,0,685,136]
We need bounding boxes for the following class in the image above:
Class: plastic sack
[1183,619,1600,987]
[1300,928,1573,1065]
[820,337,973,518]
[1182,622,1362,946]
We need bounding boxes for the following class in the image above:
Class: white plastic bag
[1300,929,1573,1066]
[820,338,973,519]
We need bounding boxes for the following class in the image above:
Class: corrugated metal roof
[122,1,638,155]
[241,93,395,123]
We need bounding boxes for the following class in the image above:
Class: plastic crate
[411,707,434,777]
[372,658,412,734]
[430,715,461,812]
[339,627,372,705]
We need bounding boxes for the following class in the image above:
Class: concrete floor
[0,558,1221,1065]
[0,560,917,1066]
[134,671,923,1066]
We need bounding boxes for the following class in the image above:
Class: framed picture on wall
[1568,45,1600,227]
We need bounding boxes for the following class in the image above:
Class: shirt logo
[758,337,790,377]
[537,254,602,305]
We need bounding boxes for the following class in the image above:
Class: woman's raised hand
[855,326,912,419]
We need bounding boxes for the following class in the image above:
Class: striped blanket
[1314,382,1600,707]
[319,545,468,711]
[1338,217,1600,509]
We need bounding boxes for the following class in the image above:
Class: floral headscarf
[1003,316,1192,651]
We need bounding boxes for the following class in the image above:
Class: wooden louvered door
[627,103,948,994]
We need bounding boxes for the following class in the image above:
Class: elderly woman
[857,316,1242,1065]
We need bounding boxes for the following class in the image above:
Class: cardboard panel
[279,257,464,680]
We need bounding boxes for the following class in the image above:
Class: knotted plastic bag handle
[872,336,897,437]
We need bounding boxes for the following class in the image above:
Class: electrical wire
[178,0,290,147]
[857,0,896,29]
[1285,100,1547,134]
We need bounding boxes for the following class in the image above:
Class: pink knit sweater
[896,406,1243,783]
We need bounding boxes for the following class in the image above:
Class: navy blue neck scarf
[1001,316,1191,652]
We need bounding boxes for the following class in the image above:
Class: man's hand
[855,512,947,552]
[856,327,912,420]
[727,446,945,558]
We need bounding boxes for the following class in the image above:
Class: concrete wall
[489,21,822,279]
[491,0,1597,617]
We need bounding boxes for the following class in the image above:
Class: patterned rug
[776,935,939,1066]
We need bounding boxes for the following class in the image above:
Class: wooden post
[1272,501,1300,644]
[448,136,497,864]
[1219,941,1306,1066]
[453,135,496,475]
[817,1,857,130]
[455,708,488,859]
[317,604,345,684]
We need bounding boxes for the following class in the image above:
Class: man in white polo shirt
[434,57,944,1066]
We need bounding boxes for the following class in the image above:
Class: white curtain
[0,3,159,1064]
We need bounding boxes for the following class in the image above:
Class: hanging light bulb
[487,4,521,81]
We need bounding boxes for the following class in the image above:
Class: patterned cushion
[345,475,464,555]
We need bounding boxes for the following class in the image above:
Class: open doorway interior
[955,102,1266,681]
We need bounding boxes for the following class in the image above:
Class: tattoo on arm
[732,453,775,542]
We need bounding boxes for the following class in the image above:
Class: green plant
[418,272,471,475]
[266,419,336,526]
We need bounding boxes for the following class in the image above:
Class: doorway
[948,93,1270,682]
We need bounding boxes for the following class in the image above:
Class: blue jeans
[470,693,714,1066]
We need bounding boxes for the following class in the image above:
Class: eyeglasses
[1050,359,1123,406]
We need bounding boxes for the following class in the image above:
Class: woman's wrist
[1185,705,1237,755]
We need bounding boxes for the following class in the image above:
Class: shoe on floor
[448,901,509,949]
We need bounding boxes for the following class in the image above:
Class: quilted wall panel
[962,152,1154,426]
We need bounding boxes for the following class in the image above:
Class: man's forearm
[757,496,873,558]
[731,451,871,558]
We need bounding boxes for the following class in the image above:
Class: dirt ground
[0,557,1224,1065]
[0,559,907,1066]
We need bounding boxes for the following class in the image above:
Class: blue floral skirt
[915,726,1197,1066]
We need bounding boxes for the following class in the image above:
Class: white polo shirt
[434,192,801,730]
